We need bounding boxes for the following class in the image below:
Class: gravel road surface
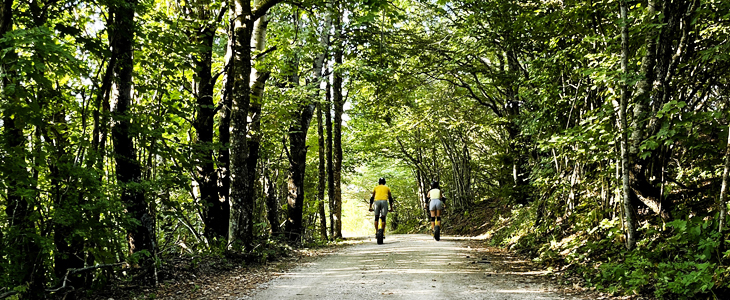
[241,234,583,300]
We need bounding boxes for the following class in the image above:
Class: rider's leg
[374,215,379,233]
[430,210,436,230]
[435,210,442,226]
[380,216,387,231]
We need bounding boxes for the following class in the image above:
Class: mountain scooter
[369,205,394,245]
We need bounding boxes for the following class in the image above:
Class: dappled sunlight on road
[243,234,583,300]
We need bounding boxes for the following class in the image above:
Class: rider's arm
[369,190,375,208]
[388,191,393,210]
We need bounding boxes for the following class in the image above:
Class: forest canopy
[1,0,730,298]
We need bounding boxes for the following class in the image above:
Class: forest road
[240,234,583,300]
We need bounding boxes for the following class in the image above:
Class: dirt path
[240,234,584,300]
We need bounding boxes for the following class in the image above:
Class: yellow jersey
[372,185,391,200]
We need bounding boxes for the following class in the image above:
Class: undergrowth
[486,200,730,299]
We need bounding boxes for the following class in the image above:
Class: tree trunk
[227,0,254,249]
[109,0,157,267]
[317,103,328,240]
[326,80,335,238]
[417,169,430,218]
[285,103,316,242]
[619,0,637,250]
[190,3,227,240]
[91,47,115,169]
[264,163,280,234]
[283,12,315,242]
[629,0,659,156]
[314,8,332,240]
[719,123,730,232]
[218,19,233,241]
[246,11,271,240]
[227,0,280,248]
[504,48,529,205]
[332,5,344,238]
[284,6,331,242]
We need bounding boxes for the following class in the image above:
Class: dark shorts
[374,200,389,218]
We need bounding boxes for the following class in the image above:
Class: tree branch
[46,263,126,294]
[252,0,281,21]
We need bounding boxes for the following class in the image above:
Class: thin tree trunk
[246,11,272,240]
[629,0,659,155]
[326,80,335,238]
[417,170,429,218]
[218,19,233,240]
[314,8,333,241]
[619,0,637,250]
[719,123,730,232]
[264,163,280,234]
[91,56,115,163]
[332,5,344,238]
[317,103,328,240]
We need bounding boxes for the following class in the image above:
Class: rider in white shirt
[426,181,446,233]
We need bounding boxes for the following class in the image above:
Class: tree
[284,4,332,242]
[326,79,335,238]
[331,2,344,238]
[618,0,637,250]
[245,5,272,241]
[227,0,280,248]
[186,0,228,240]
[720,122,730,232]
[317,99,328,239]
[109,0,157,268]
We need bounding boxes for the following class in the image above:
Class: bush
[486,199,730,299]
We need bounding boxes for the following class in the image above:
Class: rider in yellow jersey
[368,177,394,237]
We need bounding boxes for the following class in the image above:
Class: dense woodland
[1,0,730,298]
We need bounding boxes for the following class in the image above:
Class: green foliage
[490,204,730,298]
[591,217,728,298]
[249,235,294,264]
